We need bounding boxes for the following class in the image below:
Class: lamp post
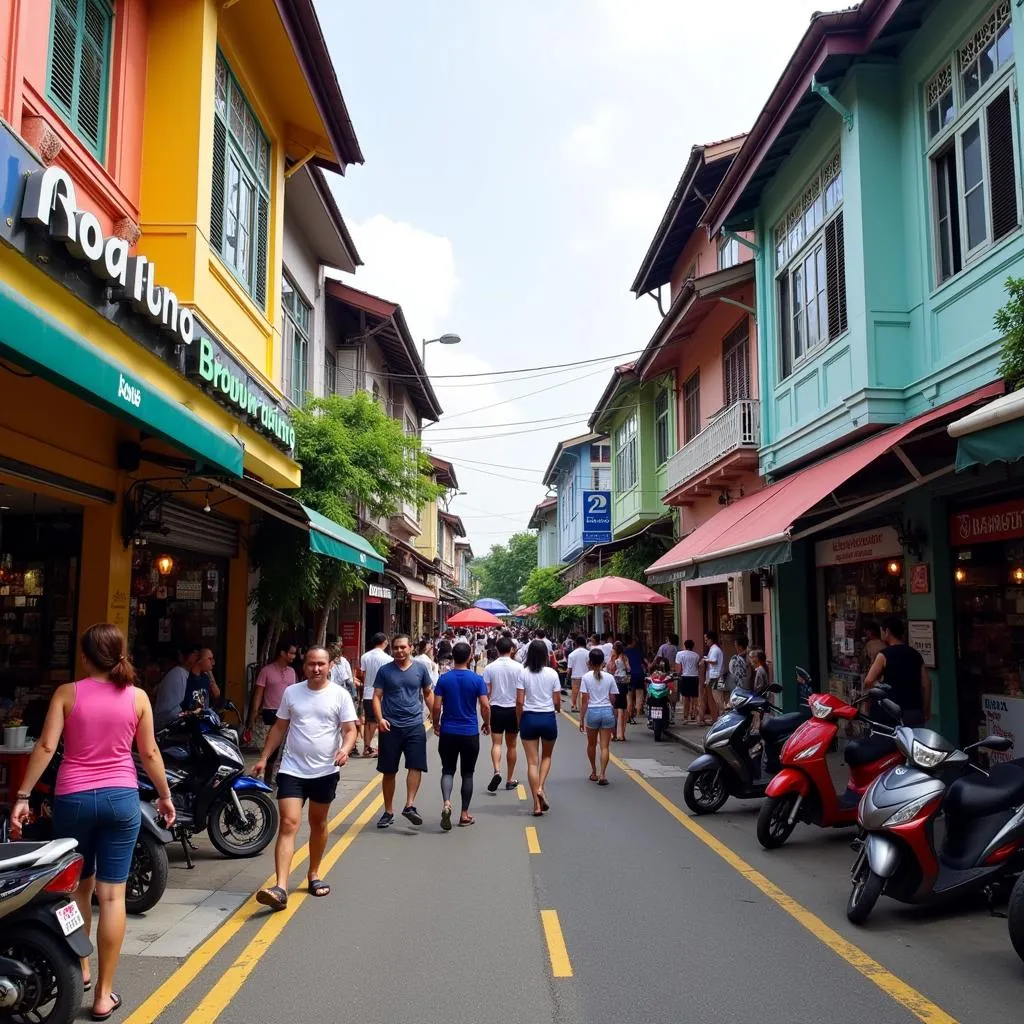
[421,333,461,360]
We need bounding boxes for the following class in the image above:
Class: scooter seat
[761,712,804,744]
[0,838,78,870]
[945,763,1024,819]
[845,734,897,767]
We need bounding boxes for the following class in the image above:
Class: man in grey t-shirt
[372,634,434,829]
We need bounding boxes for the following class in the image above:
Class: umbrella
[551,576,671,607]
[473,597,510,615]
[446,607,504,628]
[521,604,540,615]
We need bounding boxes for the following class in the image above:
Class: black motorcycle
[158,703,277,865]
[0,838,92,1024]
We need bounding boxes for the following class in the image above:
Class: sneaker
[402,805,423,826]
[487,772,502,793]
[376,811,394,829]
[505,780,519,790]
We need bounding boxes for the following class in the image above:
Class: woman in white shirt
[578,648,618,785]
[414,639,439,687]
[516,640,561,817]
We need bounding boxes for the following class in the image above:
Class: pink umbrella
[551,576,671,607]
[445,607,504,628]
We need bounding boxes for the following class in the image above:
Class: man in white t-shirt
[704,630,726,715]
[600,633,614,665]
[482,637,522,792]
[356,632,392,758]
[254,646,358,910]
[566,635,591,713]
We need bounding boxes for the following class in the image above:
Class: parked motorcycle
[1008,869,1024,964]
[683,682,805,815]
[756,687,902,849]
[0,838,91,1024]
[158,703,277,865]
[646,677,670,741]
[847,712,1024,924]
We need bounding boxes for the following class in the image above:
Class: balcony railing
[665,399,760,495]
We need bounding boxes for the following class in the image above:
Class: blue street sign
[582,490,612,544]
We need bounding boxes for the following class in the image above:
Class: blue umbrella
[473,597,510,615]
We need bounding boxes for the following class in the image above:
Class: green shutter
[210,116,227,254]
[254,192,269,308]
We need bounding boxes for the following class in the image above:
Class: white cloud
[604,185,666,234]
[562,106,620,166]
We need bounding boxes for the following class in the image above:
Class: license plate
[55,901,84,936]
[649,708,663,720]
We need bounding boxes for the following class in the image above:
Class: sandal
[90,992,122,1021]
[487,772,502,793]
[256,886,288,911]
[589,773,599,782]
[441,806,452,832]
[532,809,544,817]
[505,779,519,790]
[308,878,330,897]
[538,793,550,812]
[598,778,610,786]
[458,815,475,827]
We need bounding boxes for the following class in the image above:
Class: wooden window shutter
[987,88,1019,242]
[49,1,78,114]
[825,212,848,339]
[77,0,108,149]
[210,117,227,255]
[254,193,270,309]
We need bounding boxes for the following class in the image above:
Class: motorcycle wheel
[683,768,728,815]
[1,923,82,1024]
[1008,873,1024,963]
[125,832,169,915]
[756,793,799,850]
[653,718,665,742]
[207,790,278,858]
[847,861,884,925]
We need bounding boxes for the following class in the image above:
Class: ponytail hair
[80,622,137,689]
[588,646,604,680]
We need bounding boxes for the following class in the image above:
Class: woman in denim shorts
[578,649,618,786]
[10,624,176,1021]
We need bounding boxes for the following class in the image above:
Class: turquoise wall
[555,441,593,563]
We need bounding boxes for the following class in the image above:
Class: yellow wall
[414,499,439,561]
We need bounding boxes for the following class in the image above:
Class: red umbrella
[521,604,540,615]
[551,576,671,607]
[445,607,504,628]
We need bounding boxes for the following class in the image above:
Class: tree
[519,566,585,629]
[996,276,1024,390]
[600,535,669,584]
[470,532,538,609]
[251,390,443,648]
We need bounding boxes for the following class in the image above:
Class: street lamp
[421,333,461,360]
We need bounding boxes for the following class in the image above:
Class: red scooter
[756,688,902,849]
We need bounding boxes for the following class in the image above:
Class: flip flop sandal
[487,772,502,793]
[308,878,330,897]
[539,794,550,812]
[441,806,453,831]
[84,980,91,993]
[505,780,519,790]
[598,778,610,786]
[458,815,475,827]
[532,809,544,817]
[256,886,288,911]
[90,993,122,1022]
[589,773,599,782]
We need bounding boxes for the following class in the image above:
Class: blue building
[530,498,559,570]
[542,432,611,567]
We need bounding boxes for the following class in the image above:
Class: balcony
[664,399,760,504]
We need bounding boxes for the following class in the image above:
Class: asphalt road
[107,715,1023,1024]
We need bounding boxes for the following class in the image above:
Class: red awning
[647,383,1003,582]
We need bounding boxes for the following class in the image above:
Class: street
[95,718,1021,1024]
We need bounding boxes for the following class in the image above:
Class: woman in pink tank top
[9,624,176,1020]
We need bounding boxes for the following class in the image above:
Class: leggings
[438,733,481,811]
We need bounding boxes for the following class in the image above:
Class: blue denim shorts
[52,787,141,883]
[519,711,558,742]
[585,706,615,731]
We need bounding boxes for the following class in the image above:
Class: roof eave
[308,167,362,267]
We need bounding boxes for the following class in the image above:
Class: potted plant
[3,715,28,748]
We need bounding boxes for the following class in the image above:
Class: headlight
[811,700,831,720]
[206,735,244,766]
[795,743,822,760]
[910,740,947,768]
[728,691,746,709]
[883,794,934,827]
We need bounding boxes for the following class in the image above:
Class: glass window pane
[997,23,1013,67]
[223,159,241,268]
[962,121,984,187]
[965,184,987,249]
[963,60,980,101]
[981,38,996,88]
[229,87,245,141]
[215,57,227,117]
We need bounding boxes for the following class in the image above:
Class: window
[683,372,700,444]
[591,465,611,491]
[47,0,112,158]
[718,235,742,271]
[590,443,611,466]
[925,3,1018,285]
[615,412,638,491]
[774,150,847,379]
[211,51,271,306]
[568,472,578,521]
[324,351,336,397]
[654,388,672,466]
[281,275,310,406]
[722,322,751,406]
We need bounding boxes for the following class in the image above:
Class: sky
[317,0,852,556]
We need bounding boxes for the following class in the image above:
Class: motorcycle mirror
[978,735,1013,752]
[875,683,891,694]
[768,683,783,694]
[880,698,903,719]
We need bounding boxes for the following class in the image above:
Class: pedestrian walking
[516,639,561,816]
[625,635,647,721]
[357,632,391,758]
[863,614,931,725]
[9,623,176,1021]
[482,636,521,793]
[704,630,726,715]
[656,632,680,718]
[432,641,491,829]
[566,634,590,713]
[578,648,617,785]
[609,640,630,741]
[414,638,439,687]
[750,648,770,693]
[373,634,434,828]
[254,646,358,910]
[328,643,357,703]
[728,635,753,692]
[245,642,297,783]
[675,639,701,724]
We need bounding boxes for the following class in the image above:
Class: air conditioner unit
[727,572,764,615]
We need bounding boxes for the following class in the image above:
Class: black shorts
[438,733,481,776]
[679,676,699,698]
[377,723,428,775]
[276,771,339,805]
[613,689,628,711]
[629,675,646,691]
[490,705,519,735]
[363,699,377,723]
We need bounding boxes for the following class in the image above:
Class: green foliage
[469,531,538,609]
[996,276,1024,391]
[519,566,585,629]
[598,536,668,584]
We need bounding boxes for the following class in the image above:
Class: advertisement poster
[983,694,1024,762]
[340,621,361,664]
[908,620,937,668]
[581,491,612,545]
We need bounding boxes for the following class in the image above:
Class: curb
[665,725,703,756]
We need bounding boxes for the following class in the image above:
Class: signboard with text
[950,498,1024,546]
[582,491,612,545]
[815,527,902,567]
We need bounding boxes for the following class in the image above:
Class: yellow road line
[182,793,384,1024]
[557,710,956,1024]
[516,783,527,801]
[525,825,541,854]
[123,772,382,1024]
[539,909,572,978]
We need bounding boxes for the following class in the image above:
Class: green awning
[303,505,384,572]
[647,539,791,584]
[0,281,243,477]
[955,419,1024,472]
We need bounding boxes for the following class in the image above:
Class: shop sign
[368,584,392,600]
[982,694,1024,762]
[908,619,937,669]
[815,527,902,567]
[582,491,612,545]
[949,497,1024,545]
[20,167,194,347]
[910,563,931,595]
